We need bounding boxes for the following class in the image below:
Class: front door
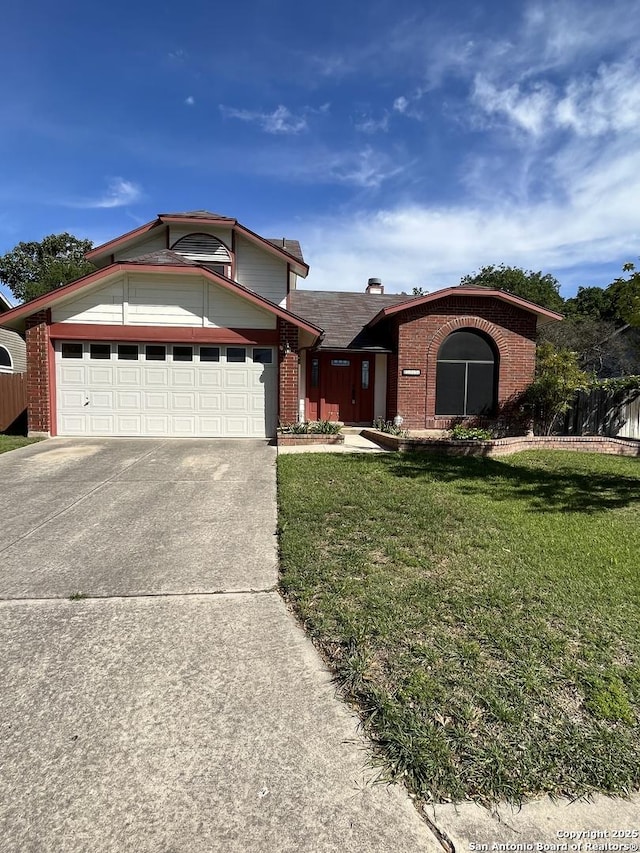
[307,353,375,423]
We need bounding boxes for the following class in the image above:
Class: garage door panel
[60,365,86,384]
[89,415,115,433]
[88,366,113,385]
[116,367,141,384]
[116,391,142,410]
[143,367,170,386]
[56,342,274,438]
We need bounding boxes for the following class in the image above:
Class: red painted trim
[86,219,160,260]
[160,215,236,225]
[1,263,322,338]
[368,287,564,325]
[48,324,278,345]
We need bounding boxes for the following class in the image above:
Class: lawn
[0,435,41,455]
[277,450,640,804]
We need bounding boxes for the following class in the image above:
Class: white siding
[374,354,387,420]
[50,273,277,330]
[51,282,124,324]
[127,274,203,327]
[206,282,275,329]
[298,350,306,421]
[115,233,167,261]
[235,235,288,306]
[0,328,26,373]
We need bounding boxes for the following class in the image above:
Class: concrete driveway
[0,439,436,853]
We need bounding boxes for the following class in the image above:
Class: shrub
[450,425,493,440]
[279,420,342,435]
[372,418,409,437]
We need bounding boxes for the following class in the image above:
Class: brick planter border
[277,433,345,446]
[361,430,640,458]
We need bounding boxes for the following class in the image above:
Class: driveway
[0,439,436,853]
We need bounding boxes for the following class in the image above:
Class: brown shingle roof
[265,238,305,264]
[289,290,412,349]
[159,210,232,220]
[124,249,198,266]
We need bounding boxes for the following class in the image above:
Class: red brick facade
[278,318,300,425]
[25,311,52,436]
[390,296,538,430]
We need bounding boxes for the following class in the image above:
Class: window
[227,347,246,363]
[310,358,319,388]
[252,348,273,364]
[61,343,83,359]
[145,345,166,361]
[90,344,111,360]
[117,344,138,361]
[361,359,370,390]
[200,346,220,362]
[435,330,497,417]
[173,346,193,362]
[0,345,12,369]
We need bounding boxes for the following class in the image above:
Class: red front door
[307,353,375,423]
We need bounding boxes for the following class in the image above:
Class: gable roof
[0,291,14,313]
[0,260,322,339]
[367,286,564,327]
[289,290,412,349]
[86,212,309,276]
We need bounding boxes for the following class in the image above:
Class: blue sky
[1,0,639,303]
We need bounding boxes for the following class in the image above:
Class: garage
[55,340,277,438]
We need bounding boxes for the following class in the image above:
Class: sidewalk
[278,433,389,454]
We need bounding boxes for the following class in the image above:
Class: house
[0,210,563,438]
[0,292,26,375]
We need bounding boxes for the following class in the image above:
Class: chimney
[366,277,384,295]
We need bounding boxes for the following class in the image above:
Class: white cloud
[66,178,142,210]
[185,95,195,106]
[393,96,409,114]
[354,113,389,134]
[288,137,640,295]
[219,104,308,134]
[472,76,555,136]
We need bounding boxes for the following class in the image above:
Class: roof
[288,290,412,349]
[0,291,14,313]
[368,286,564,327]
[86,212,308,275]
[125,249,198,266]
[266,239,304,263]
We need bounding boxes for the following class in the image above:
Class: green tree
[606,263,640,327]
[0,233,95,304]
[564,286,615,322]
[460,264,565,313]
[527,342,589,434]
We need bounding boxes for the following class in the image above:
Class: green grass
[277,450,640,804]
[0,435,41,454]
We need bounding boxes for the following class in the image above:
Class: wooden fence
[0,373,27,432]
[564,387,640,439]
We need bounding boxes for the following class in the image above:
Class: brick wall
[390,296,538,430]
[278,319,299,425]
[25,311,51,435]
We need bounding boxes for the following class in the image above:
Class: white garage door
[55,341,277,438]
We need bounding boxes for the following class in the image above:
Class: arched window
[435,330,497,416]
[0,345,13,371]
[170,233,232,276]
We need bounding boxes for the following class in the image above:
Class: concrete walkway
[278,432,388,455]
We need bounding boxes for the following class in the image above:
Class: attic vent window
[170,232,232,271]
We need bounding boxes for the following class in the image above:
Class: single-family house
[0,210,562,438]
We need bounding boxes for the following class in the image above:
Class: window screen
[435,331,496,417]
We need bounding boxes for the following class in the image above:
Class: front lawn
[0,435,41,455]
[277,450,640,804]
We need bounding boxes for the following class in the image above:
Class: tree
[460,264,565,313]
[606,263,640,327]
[564,286,616,322]
[0,233,95,304]
[526,342,589,434]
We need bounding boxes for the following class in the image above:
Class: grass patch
[277,450,640,804]
[0,435,41,455]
